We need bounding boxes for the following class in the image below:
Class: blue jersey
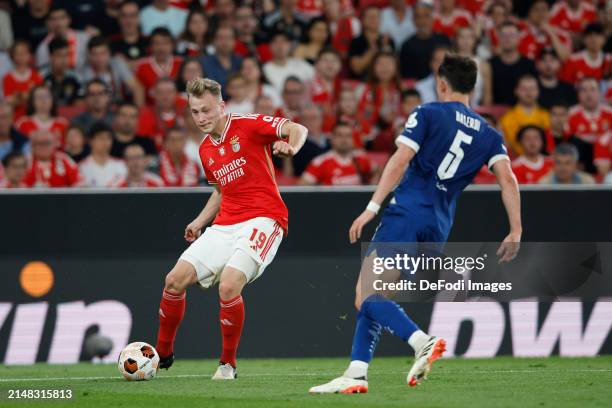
[373,101,508,244]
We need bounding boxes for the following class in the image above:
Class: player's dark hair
[87,35,110,51]
[48,37,69,54]
[88,121,114,140]
[1,151,26,168]
[437,54,478,94]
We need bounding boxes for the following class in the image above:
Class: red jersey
[549,1,597,34]
[137,97,188,149]
[302,150,376,186]
[135,56,183,103]
[23,151,82,187]
[159,150,199,187]
[199,113,290,231]
[560,51,612,84]
[518,25,572,60]
[2,69,43,118]
[14,116,69,147]
[594,132,611,168]
[323,114,372,149]
[567,105,612,144]
[358,83,401,128]
[472,165,497,184]
[118,172,165,187]
[457,0,487,15]
[511,155,554,184]
[310,75,341,113]
[432,10,472,38]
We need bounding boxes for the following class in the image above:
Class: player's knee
[164,270,187,294]
[218,279,242,300]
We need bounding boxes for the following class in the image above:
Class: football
[118,342,160,381]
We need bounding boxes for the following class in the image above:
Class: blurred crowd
[1,0,612,189]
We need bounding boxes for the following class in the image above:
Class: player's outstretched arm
[349,144,416,243]
[184,186,222,242]
[272,122,308,158]
[492,160,522,263]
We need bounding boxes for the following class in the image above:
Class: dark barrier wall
[0,189,611,363]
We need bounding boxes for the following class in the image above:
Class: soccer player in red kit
[154,77,307,379]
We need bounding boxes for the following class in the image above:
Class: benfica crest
[230,135,241,152]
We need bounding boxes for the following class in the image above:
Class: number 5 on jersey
[437,130,473,180]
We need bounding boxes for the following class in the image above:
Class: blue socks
[360,294,420,342]
[350,308,382,363]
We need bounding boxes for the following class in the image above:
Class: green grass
[0,356,611,407]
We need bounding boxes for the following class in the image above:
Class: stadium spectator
[233,4,271,62]
[3,40,43,119]
[0,152,28,188]
[110,0,149,69]
[263,31,314,94]
[42,37,83,106]
[567,77,612,174]
[293,18,330,65]
[225,74,254,114]
[35,6,90,70]
[135,28,183,104]
[289,104,330,177]
[111,102,157,160]
[536,47,577,109]
[176,58,204,98]
[278,76,307,122]
[79,122,127,188]
[594,133,611,177]
[518,0,571,62]
[432,0,473,39]
[137,78,186,150]
[490,22,537,105]
[348,6,394,80]
[263,0,308,42]
[71,79,114,134]
[399,3,450,81]
[392,89,422,140]
[11,0,50,50]
[324,88,373,149]
[380,0,415,49]
[23,129,83,187]
[500,75,550,156]
[59,0,119,36]
[455,26,492,107]
[15,85,68,146]
[63,125,90,163]
[199,25,242,90]
[322,0,360,58]
[560,23,611,85]
[140,0,188,38]
[299,122,378,186]
[539,143,595,184]
[0,8,13,52]
[183,108,205,169]
[207,0,236,31]
[546,103,571,151]
[549,0,597,35]
[480,0,515,58]
[158,127,199,187]
[0,102,30,161]
[511,126,553,184]
[118,144,165,187]
[79,36,144,107]
[177,9,209,57]
[309,48,342,115]
[415,46,448,104]
[254,94,277,117]
[240,56,282,108]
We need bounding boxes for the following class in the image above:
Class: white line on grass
[0,369,611,383]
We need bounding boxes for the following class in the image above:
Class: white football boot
[407,336,446,387]
[211,363,237,380]
[309,376,368,394]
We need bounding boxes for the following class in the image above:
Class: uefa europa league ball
[118,342,160,381]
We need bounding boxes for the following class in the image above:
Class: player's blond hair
[186,77,223,101]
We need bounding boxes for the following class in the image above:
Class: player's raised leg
[156,260,198,369]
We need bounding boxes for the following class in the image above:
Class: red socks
[155,289,186,358]
[219,295,245,367]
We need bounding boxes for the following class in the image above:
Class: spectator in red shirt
[322,0,360,58]
[549,0,597,35]
[137,77,187,150]
[233,5,272,63]
[560,23,611,85]
[118,143,165,188]
[14,85,68,147]
[392,89,422,141]
[23,129,83,188]
[0,152,28,189]
[177,9,209,57]
[158,127,199,187]
[324,88,373,149]
[293,17,331,65]
[432,0,473,39]
[309,48,342,117]
[518,0,571,62]
[511,125,553,184]
[3,40,44,119]
[300,121,379,186]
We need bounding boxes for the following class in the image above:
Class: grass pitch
[0,356,610,407]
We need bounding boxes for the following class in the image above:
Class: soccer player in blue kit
[310,54,522,394]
